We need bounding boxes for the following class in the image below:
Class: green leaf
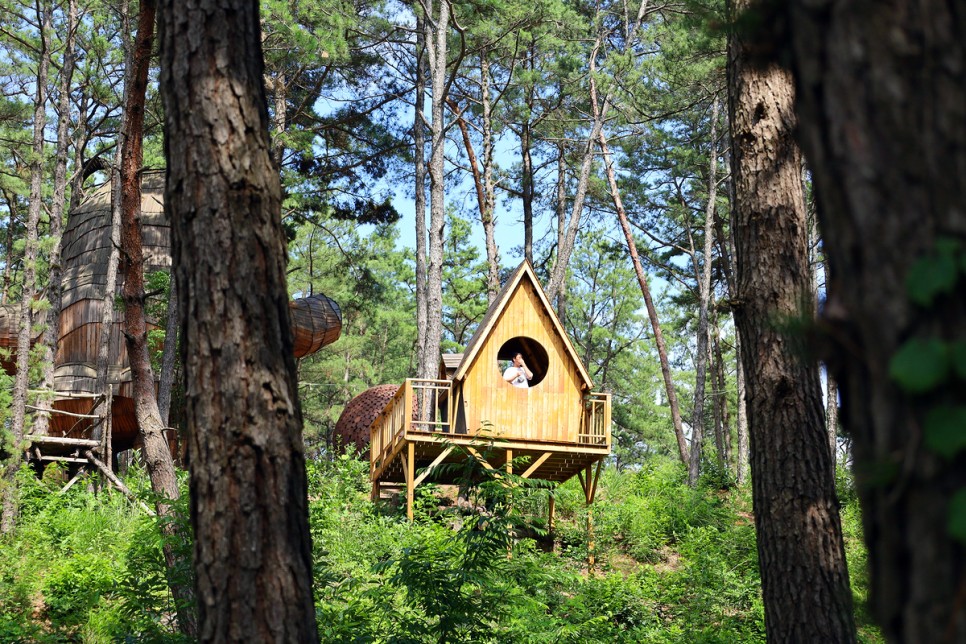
[906,253,958,306]
[889,338,950,394]
[948,489,966,545]
[923,405,966,459]
[951,341,966,381]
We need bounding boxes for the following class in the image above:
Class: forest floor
[0,454,882,642]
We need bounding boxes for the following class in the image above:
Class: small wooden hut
[370,261,611,543]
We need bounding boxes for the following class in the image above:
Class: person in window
[503,352,533,388]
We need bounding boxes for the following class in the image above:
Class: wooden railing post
[403,379,413,438]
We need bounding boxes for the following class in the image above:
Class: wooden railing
[370,379,451,478]
[409,378,451,434]
[579,392,611,447]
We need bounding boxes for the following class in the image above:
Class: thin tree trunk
[157,275,178,427]
[419,0,449,381]
[2,6,51,534]
[520,115,534,264]
[413,14,429,377]
[96,0,130,453]
[118,1,196,635]
[479,55,500,301]
[711,317,731,473]
[35,0,79,439]
[687,99,720,486]
[544,1,651,307]
[158,0,320,638]
[447,92,499,301]
[69,91,90,213]
[598,130,689,466]
[728,2,856,638]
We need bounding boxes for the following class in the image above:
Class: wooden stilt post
[104,386,113,471]
[548,491,556,552]
[585,460,602,571]
[406,442,415,523]
[371,479,380,503]
[506,449,513,559]
[585,465,595,570]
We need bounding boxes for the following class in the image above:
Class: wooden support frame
[521,452,552,479]
[413,446,454,489]
[404,443,415,522]
[577,460,603,569]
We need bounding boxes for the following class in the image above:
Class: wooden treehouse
[0,170,342,478]
[369,261,611,543]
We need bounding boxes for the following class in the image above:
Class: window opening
[497,336,549,387]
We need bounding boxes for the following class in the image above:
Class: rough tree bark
[783,1,966,640]
[158,0,320,640]
[117,1,196,635]
[728,1,857,640]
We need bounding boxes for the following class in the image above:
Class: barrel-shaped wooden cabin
[0,170,342,462]
[370,261,611,521]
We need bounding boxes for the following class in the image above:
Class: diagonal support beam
[414,446,454,488]
[521,452,552,479]
[466,447,499,475]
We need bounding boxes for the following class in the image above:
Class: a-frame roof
[453,261,593,389]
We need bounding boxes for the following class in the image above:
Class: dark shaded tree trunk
[158,0,320,640]
[118,1,196,635]
[784,2,966,640]
[728,1,857,640]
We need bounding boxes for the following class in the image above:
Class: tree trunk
[598,131,689,467]
[728,3,857,640]
[447,88,499,302]
[711,317,731,473]
[158,0,320,639]
[2,5,51,534]
[687,99,720,486]
[118,1,196,635]
[35,0,78,440]
[157,275,179,427]
[419,0,449,381]
[784,2,966,640]
[413,13,429,377]
[479,55,500,302]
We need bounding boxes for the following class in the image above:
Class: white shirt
[504,366,529,388]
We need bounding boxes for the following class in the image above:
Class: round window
[497,336,549,387]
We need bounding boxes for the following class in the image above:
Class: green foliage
[888,338,950,394]
[947,490,966,546]
[0,451,882,642]
[905,238,962,306]
[0,463,191,642]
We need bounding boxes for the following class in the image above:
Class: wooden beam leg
[406,443,415,523]
[585,464,596,572]
[548,491,556,553]
[371,479,380,503]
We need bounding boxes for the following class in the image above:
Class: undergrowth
[0,454,879,642]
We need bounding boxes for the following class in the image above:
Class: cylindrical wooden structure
[0,171,341,451]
